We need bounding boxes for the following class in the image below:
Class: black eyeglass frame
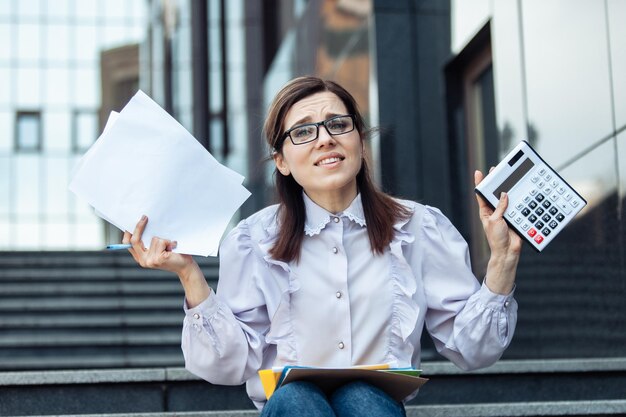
[281,114,356,146]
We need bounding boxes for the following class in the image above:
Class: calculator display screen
[493,157,535,198]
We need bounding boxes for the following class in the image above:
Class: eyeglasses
[282,115,355,146]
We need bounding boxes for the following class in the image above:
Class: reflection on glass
[522,0,613,166]
[0,24,11,61]
[46,25,70,62]
[74,24,99,62]
[17,68,41,107]
[45,68,70,106]
[73,68,98,107]
[74,111,97,152]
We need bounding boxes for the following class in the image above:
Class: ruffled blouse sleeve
[418,206,517,370]
[181,219,270,385]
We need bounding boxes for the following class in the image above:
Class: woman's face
[274,91,363,205]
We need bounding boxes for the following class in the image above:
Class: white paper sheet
[69,90,251,256]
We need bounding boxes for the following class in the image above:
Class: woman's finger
[129,215,148,251]
[492,192,509,219]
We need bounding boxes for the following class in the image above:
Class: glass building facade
[0,0,146,249]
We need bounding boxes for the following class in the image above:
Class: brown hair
[264,76,411,262]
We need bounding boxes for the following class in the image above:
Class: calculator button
[571,199,580,208]
[564,193,573,201]
[557,186,566,195]
[542,200,552,209]
[549,207,558,215]
[550,180,559,188]
[515,216,523,224]
[542,228,551,236]
[544,174,552,181]
[549,220,558,229]
[529,214,538,223]
[521,223,530,231]
[507,210,516,218]
[538,168,547,176]
[528,228,537,237]
[534,234,544,244]
[535,221,545,229]
[535,193,545,202]
[557,202,572,215]
[523,196,531,204]
[542,214,551,223]
[537,181,545,188]
[543,187,552,195]
[516,203,524,210]
[556,213,565,222]
[521,208,531,216]
[550,193,559,202]
[528,200,538,209]
[535,207,545,216]
[529,189,538,196]
[531,175,540,183]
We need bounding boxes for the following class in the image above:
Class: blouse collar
[303,192,366,236]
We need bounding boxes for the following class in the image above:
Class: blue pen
[106,244,132,250]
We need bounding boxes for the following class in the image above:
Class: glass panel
[451,0,491,53]
[104,0,130,20]
[15,154,40,215]
[226,26,244,66]
[210,118,224,161]
[74,220,104,248]
[522,0,613,167]
[505,140,621,359]
[227,68,245,110]
[16,0,40,19]
[17,67,41,107]
[74,0,98,21]
[210,69,223,112]
[16,112,41,151]
[17,23,40,61]
[46,0,71,19]
[73,67,98,107]
[0,156,10,215]
[74,111,97,151]
[492,0,526,153]
[44,67,70,106]
[102,24,131,50]
[43,111,71,152]
[0,219,9,248]
[44,156,69,215]
[608,0,626,129]
[43,222,71,248]
[45,24,70,63]
[0,23,12,61]
[0,111,12,151]
[73,24,98,62]
[14,221,41,248]
[0,68,10,105]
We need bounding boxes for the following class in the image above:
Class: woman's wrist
[484,253,519,295]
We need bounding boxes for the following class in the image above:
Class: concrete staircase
[0,251,218,371]
[1,250,626,416]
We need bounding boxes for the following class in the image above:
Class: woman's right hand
[123,215,195,277]
[123,215,211,307]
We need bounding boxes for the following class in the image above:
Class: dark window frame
[15,111,43,153]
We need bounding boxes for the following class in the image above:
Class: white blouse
[182,193,517,409]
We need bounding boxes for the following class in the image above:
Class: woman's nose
[315,126,336,147]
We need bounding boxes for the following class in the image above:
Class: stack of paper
[258,363,428,402]
[69,90,251,256]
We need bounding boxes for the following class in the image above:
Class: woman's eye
[293,127,315,138]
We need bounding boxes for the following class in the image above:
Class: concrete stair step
[0,331,181,348]
[0,282,184,296]
[0,296,183,312]
[0,312,183,328]
[0,353,184,370]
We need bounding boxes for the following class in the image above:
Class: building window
[15,111,42,152]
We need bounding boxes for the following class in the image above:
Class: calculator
[474,140,587,251]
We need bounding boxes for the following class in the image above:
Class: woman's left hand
[474,169,523,257]
[474,169,522,294]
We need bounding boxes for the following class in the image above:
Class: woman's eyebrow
[288,112,343,129]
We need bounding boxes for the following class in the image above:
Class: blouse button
[338,342,345,349]
[333,217,340,223]
[504,300,510,308]
[336,291,342,299]
[193,313,200,320]
[332,247,338,254]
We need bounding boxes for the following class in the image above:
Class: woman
[123,76,522,416]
